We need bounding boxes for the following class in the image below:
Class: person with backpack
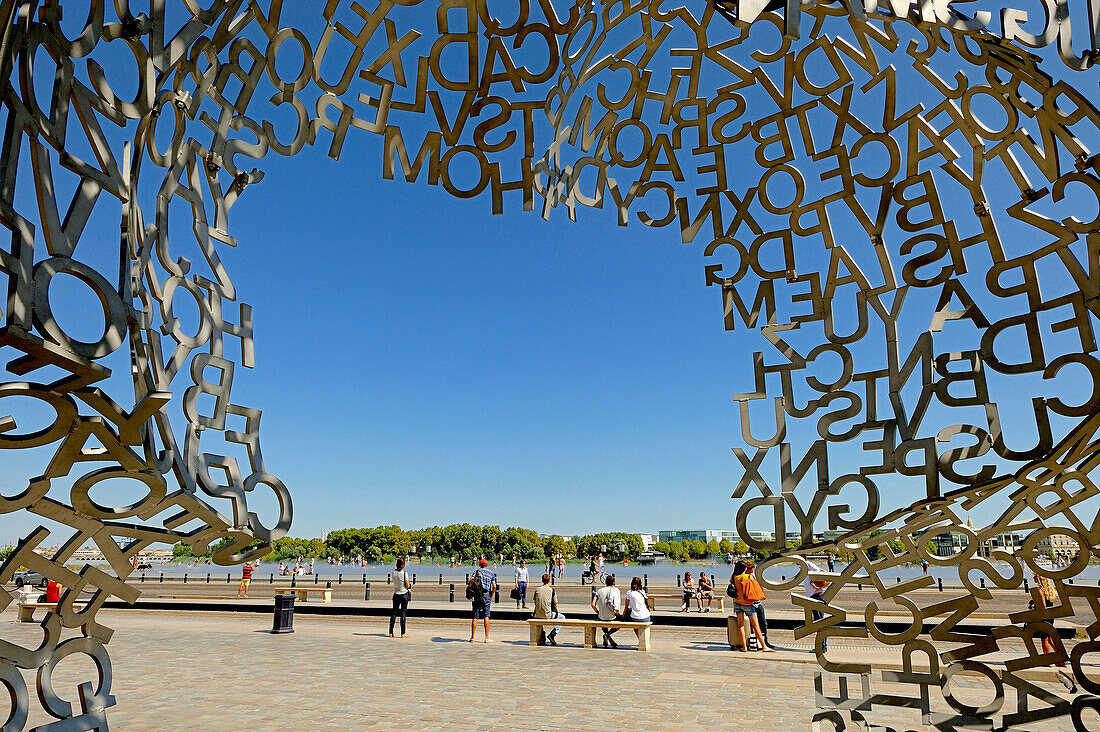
[591,574,621,648]
[732,560,773,653]
[468,558,497,642]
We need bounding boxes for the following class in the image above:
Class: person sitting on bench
[591,575,621,648]
[622,577,651,638]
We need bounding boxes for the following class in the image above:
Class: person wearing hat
[470,558,497,642]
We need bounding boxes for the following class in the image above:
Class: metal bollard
[339,574,342,584]
[183,574,187,583]
[227,573,231,583]
[206,573,210,583]
[677,574,681,587]
[326,581,332,589]
[643,574,648,590]
[439,574,443,585]
[270,573,273,584]
[1069,578,1074,585]
[365,582,371,600]
[980,578,986,589]
[362,574,366,584]
[387,573,391,584]
[291,575,296,588]
[858,583,862,591]
[314,573,318,584]
[140,573,145,582]
[938,577,943,592]
[1024,578,1030,592]
[897,577,900,584]
[782,576,785,582]
[449,583,455,602]
[159,572,163,582]
[494,588,500,603]
[412,573,416,585]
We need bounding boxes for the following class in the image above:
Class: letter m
[723,279,775,330]
[383,127,441,184]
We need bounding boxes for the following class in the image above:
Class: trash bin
[272,593,295,634]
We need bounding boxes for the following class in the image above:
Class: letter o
[70,467,167,520]
[266,28,314,95]
[36,637,114,719]
[33,257,126,360]
[0,383,78,448]
[0,662,28,730]
[440,145,489,198]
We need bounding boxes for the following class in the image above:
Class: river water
[147,558,1100,588]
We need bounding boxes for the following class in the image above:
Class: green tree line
[225,525,591,564]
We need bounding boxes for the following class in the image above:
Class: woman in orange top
[732,560,772,652]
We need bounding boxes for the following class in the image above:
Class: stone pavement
[2,609,1087,731]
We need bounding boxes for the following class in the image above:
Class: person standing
[470,558,497,642]
[826,554,835,572]
[390,557,411,638]
[1035,571,1077,693]
[804,560,830,652]
[732,561,773,653]
[236,560,254,598]
[532,573,563,645]
[592,575,622,648]
[514,560,529,609]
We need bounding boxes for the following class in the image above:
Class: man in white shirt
[591,575,622,648]
[514,560,530,608]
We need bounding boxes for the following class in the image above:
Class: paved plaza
[3,607,1087,731]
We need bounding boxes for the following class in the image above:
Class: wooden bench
[645,593,725,612]
[527,618,652,651]
[17,602,85,623]
[282,588,332,603]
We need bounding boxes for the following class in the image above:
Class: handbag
[509,587,521,600]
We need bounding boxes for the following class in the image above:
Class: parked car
[13,571,47,588]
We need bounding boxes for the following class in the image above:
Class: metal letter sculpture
[1,0,1100,728]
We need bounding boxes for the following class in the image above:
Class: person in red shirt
[236,561,255,598]
[44,580,61,603]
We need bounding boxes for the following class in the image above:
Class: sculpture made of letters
[0,0,1099,728]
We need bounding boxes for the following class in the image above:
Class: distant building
[637,534,658,551]
[659,530,740,545]
[1037,532,1080,556]
[919,518,1024,558]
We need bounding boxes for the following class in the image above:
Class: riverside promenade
[3,604,1083,731]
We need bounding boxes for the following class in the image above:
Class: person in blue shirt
[470,558,498,642]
